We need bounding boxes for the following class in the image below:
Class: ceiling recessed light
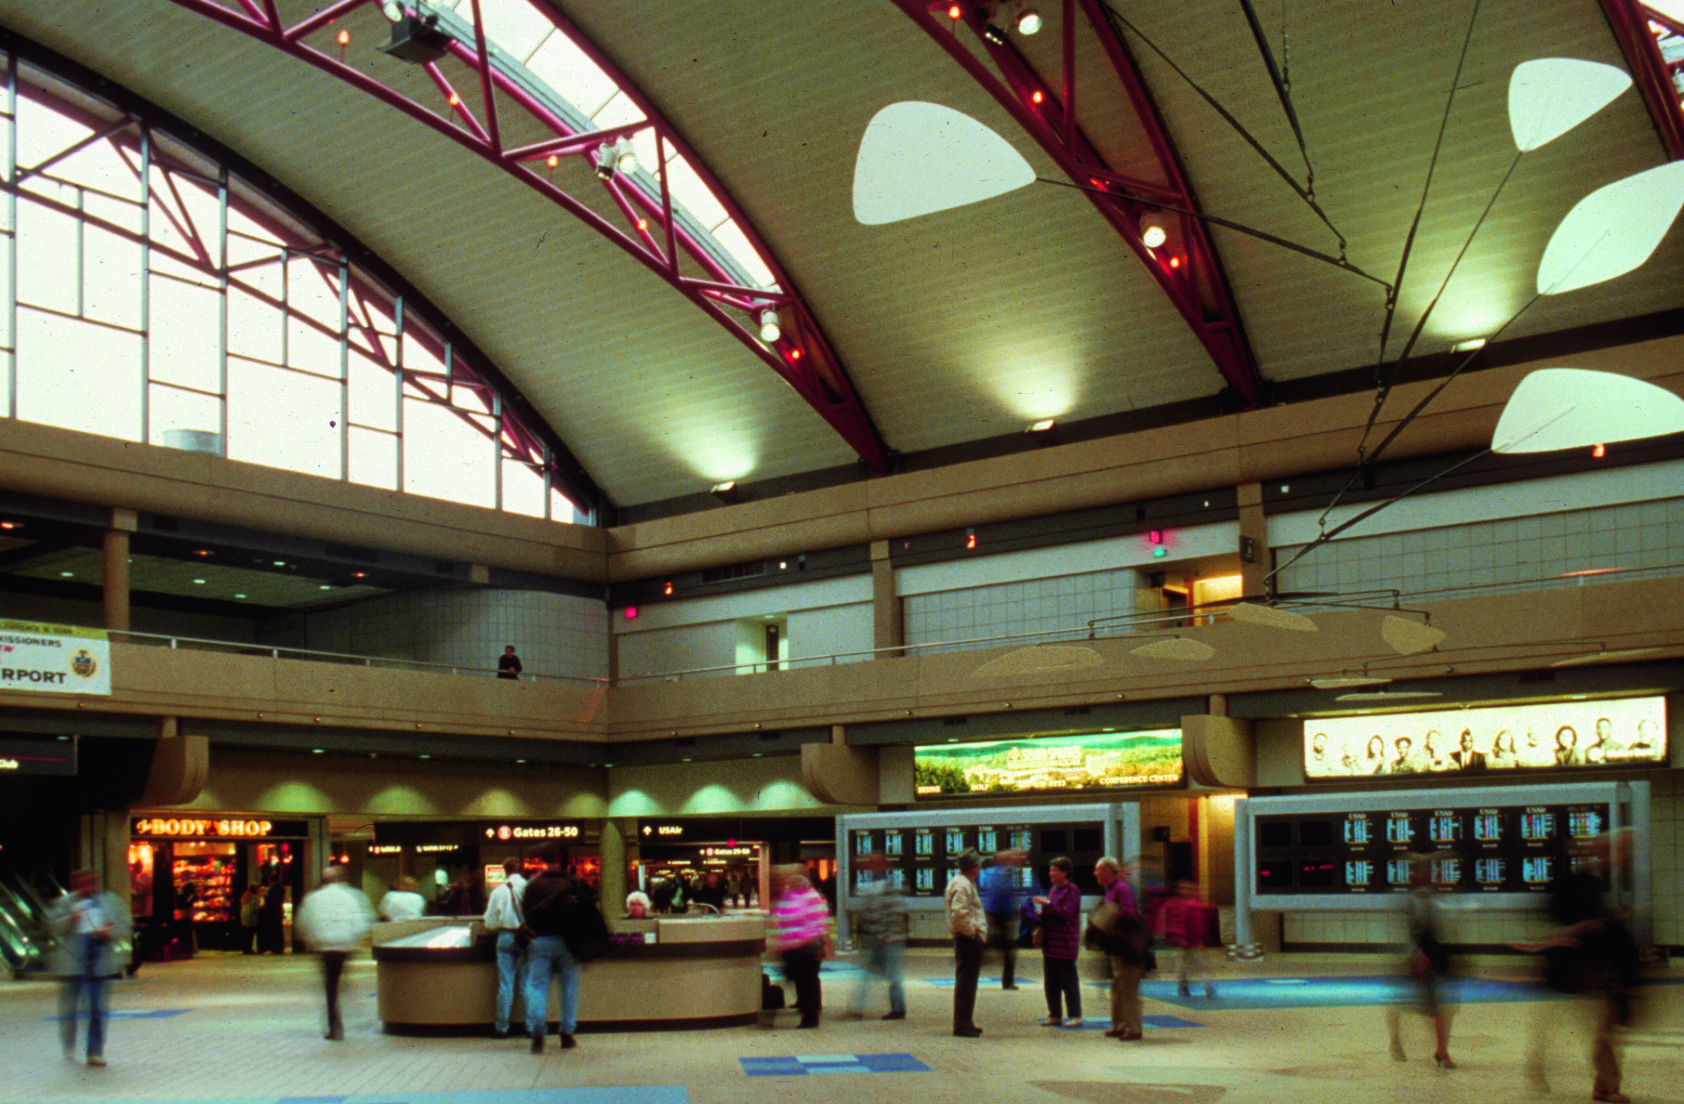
[193,579,207,585]
[234,594,246,599]
[274,561,286,566]
[311,748,324,754]
[319,585,332,590]
[515,759,526,764]
[418,754,431,759]
[60,571,74,578]
[1334,690,1444,702]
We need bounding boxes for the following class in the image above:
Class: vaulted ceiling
[3,0,1681,519]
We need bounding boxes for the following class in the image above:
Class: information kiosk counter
[372,914,765,1033]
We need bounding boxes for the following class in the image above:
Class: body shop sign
[0,621,110,696]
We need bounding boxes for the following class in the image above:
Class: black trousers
[781,942,823,1024]
[320,951,348,1035]
[986,911,1018,986]
[952,934,984,1031]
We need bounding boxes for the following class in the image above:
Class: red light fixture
[624,607,639,620]
[1149,530,1163,544]
[1592,443,1606,458]
[336,29,349,46]
[965,528,977,550]
[664,581,674,595]
[1169,256,1182,268]
[1031,90,1044,105]
[947,4,964,19]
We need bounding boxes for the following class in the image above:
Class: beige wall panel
[606,755,854,818]
[182,748,607,819]
[607,485,869,580]
[3,644,611,742]
[0,420,605,579]
[602,579,1684,739]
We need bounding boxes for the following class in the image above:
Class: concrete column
[1237,482,1268,599]
[102,508,137,633]
[599,818,628,916]
[870,539,902,657]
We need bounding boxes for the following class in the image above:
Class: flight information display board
[1252,799,1610,895]
[848,820,1099,898]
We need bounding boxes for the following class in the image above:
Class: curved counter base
[373,917,766,1034]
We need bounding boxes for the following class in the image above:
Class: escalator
[0,868,61,975]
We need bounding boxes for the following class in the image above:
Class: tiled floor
[3,949,1681,1104]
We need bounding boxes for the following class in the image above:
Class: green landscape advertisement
[913,729,1183,798]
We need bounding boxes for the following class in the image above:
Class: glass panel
[148,274,222,392]
[226,357,342,479]
[550,483,584,525]
[403,397,495,508]
[45,133,143,201]
[708,219,775,290]
[479,0,555,60]
[0,351,11,418]
[347,341,398,432]
[660,153,728,230]
[287,308,343,380]
[82,213,144,330]
[14,93,93,174]
[348,424,398,491]
[16,306,143,440]
[226,284,282,363]
[526,29,618,117]
[0,240,12,346]
[15,192,79,314]
[501,457,546,517]
[148,382,223,451]
[148,167,222,270]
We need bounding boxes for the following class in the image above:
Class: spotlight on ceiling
[710,481,740,504]
[758,309,781,343]
[1017,7,1043,34]
[1138,210,1168,249]
[594,145,616,180]
[983,22,1008,45]
[375,9,450,65]
[614,140,638,175]
[1025,418,1056,434]
[1451,337,1487,353]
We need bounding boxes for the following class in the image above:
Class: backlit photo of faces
[1304,696,1667,780]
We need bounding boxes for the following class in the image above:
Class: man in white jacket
[482,857,528,1038]
[296,866,375,1041]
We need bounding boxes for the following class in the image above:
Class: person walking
[258,873,287,954]
[295,866,375,1041]
[1385,859,1455,1068]
[1160,879,1216,999]
[849,853,907,1021]
[1093,857,1149,1041]
[50,869,131,1067]
[521,850,582,1054]
[482,857,528,1039]
[980,849,1026,990]
[770,866,830,1029]
[1034,856,1083,1027]
[946,848,987,1038]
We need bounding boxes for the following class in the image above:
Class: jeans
[60,935,109,1059]
[494,930,528,1033]
[852,939,906,1015]
[523,935,578,1037]
[1043,956,1081,1019]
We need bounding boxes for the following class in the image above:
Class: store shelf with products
[173,842,237,925]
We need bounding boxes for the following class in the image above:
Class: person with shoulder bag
[1091,857,1148,1041]
[520,850,589,1054]
[482,857,528,1039]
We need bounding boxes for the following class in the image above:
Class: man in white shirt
[482,857,528,1038]
[296,867,375,1041]
[945,848,986,1038]
[378,876,426,920]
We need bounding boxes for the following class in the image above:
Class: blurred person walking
[1385,858,1455,1068]
[50,869,131,1067]
[946,848,987,1038]
[770,865,830,1029]
[1516,838,1642,1102]
[979,848,1027,990]
[1160,879,1216,999]
[849,853,907,1021]
[482,857,528,1039]
[1033,856,1083,1026]
[295,866,376,1041]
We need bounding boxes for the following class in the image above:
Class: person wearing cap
[945,848,987,1038]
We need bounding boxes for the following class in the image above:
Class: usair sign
[0,621,111,696]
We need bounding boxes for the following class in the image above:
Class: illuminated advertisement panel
[914,729,1182,798]
[1304,696,1666,780]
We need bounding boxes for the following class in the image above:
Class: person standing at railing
[497,645,523,680]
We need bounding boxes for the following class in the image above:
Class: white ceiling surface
[2,1,1680,510]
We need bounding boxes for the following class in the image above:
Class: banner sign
[1305,697,1667,780]
[0,621,111,696]
[913,729,1183,798]
[0,736,77,775]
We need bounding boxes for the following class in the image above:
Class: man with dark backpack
[520,850,606,1054]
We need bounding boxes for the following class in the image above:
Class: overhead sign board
[0,736,77,775]
[0,621,111,696]
[913,729,1183,798]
